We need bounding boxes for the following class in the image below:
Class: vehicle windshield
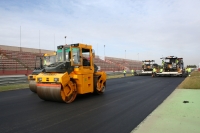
[57,48,70,61]
[43,55,56,66]
[144,62,154,65]
[164,58,176,64]
[71,47,81,65]
[164,59,170,63]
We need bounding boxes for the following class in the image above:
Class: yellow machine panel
[73,74,94,94]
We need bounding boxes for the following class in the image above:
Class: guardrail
[106,71,132,75]
[0,71,133,86]
[0,75,28,86]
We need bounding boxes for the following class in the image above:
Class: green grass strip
[0,83,29,92]
[177,71,200,89]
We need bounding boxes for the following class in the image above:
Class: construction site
[0,43,199,133]
[0,1,200,132]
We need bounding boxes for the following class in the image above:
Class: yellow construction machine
[28,52,57,93]
[152,56,184,77]
[136,60,158,75]
[35,43,106,103]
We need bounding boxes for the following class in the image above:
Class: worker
[176,58,179,64]
[159,68,162,73]
[152,67,157,77]
[131,69,134,76]
[176,58,179,68]
[142,62,145,69]
[185,67,188,74]
[44,57,51,66]
[44,59,47,66]
[162,60,165,68]
[123,69,126,77]
[83,57,90,66]
[152,67,156,74]
[188,67,191,76]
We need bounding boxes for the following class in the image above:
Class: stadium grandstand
[0,45,142,75]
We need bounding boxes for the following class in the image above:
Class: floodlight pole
[39,30,41,53]
[19,26,21,51]
[124,50,126,69]
[97,43,98,55]
[64,36,67,45]
[137,53,139,70]
[54,34,55,51]
[104,45,105,71]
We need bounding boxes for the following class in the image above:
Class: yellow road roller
[35,43,106,103]
[28,52,57,93]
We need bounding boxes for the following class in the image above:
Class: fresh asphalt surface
[0,76,185,133]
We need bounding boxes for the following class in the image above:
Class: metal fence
[0,75,28,86]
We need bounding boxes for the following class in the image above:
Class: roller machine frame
[35,43,106,103]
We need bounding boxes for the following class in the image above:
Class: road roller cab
[36,43,106,103]
[28,52,57,93]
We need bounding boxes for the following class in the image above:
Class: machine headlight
[37,78,42,82]
[54,78,59,82]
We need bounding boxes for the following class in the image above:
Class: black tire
[152,72,156,78]
[94,76,106,95]
[94,64,98,72]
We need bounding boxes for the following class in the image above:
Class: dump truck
[152,56,184,77]
[28,52,57,93]
[136,60,158,75]
[35,43,106,103]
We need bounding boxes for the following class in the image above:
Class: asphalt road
[0,76,185,133]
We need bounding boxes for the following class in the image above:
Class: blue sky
[0,0,200,66]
